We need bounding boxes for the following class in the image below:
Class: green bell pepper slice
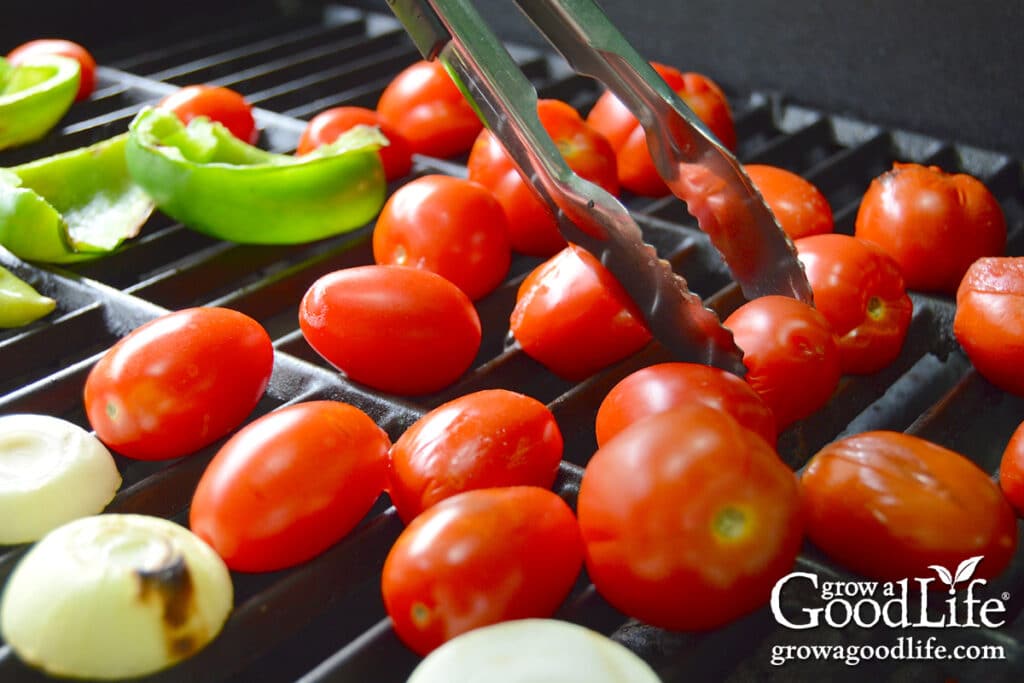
[0,265,56,328]
[125,107,388,245]
[0,134,154,263]
[0,55,80,151]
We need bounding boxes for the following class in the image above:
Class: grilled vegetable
[407,618,662,682]
[125,107,387,244]
[0,514,233,680]
[0,55,79,150]
[0,414,120,543]
[0,134,153,262]
[0,265,56,327]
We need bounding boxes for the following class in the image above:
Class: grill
[2,2,1024,681]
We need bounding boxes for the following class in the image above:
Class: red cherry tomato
[190,401,389,572]
[744,164,833,240]
[373,175,511,301]
[724,295,841,430]
[795,234,913,375]
[801,431,1017,582]
[587,63,735,197]
[954,256,1024,396]
[579,404,803,631]
[382,486,584,655]
[999,421,1024,516]
[83,307,274,460]
[510,244,651,381]
[855,163,1006,294]
[299,265,481,395]
[595,361,776,448]
[8,39,96,101]
[467,99,618,256]
[297,106,412,181]
[387,389,563,523]
[158,85,258,144]
[377,60,483,158]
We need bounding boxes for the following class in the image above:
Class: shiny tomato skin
[299,265,481,396]
[954,257,1024,396]
[377,60,482,158]
[296,106,412,181]
[8,39,96,101]
[467,99,618,256]
[510,244,652,381]
[796,234,913,375]
[802,431,1017,582]
[190,401,389,572]
[999,421,1024,516]
[725,295,841,430]
[745,165,834,240]
[587,63,735,197]
[83,307,274,461]
[855,163,1006,294]
[382,486,584,655]
[373,175,511,301]
[387,389,563,523]
[595,361,776,448]
[579,404,803,631]
[158,85,258,144]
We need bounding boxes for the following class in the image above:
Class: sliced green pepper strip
[125,107,388,245]
[0,55,80,151]
[0,265,56,328]
[0,134,154,263]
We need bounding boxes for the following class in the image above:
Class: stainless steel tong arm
[387,0,748,375]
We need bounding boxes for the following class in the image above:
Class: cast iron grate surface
[2,4,1024,682]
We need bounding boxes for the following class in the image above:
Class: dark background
[3,0,1022,158]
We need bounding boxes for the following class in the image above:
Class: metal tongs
[387,0,814,376]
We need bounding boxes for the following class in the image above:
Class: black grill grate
[2,4,1024,682]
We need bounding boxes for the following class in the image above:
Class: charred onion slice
[0,413,121,544]
[407,618,662,682]
[0,514,233,680]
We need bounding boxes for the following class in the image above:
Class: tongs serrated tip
[386,0,814,377]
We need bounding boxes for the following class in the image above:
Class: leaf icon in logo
[929,556,984,594]
[929,564,954,591]
[953,556,985,584]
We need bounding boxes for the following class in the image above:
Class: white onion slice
[0,413,121,544]
[1,514,234,680]
[407,618,662,683]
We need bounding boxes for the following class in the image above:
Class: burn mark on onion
[136,554,206,658]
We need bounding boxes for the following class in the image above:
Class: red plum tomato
[467,99,619,256]
[578,404,803,631]
[8,39,96,101]
[83,307,274,460]
[377,60,483,158]
[382,486,584,655]
[953,256,1024,396]
[587,63,735,196]
[595,361,776,448]
[801,431,1017,582]
[745,164,834,240]
[158,84,258,144]
[190,400,390,572]
[297,106,412,181]
[999,421,1024,517]
[724,295,841,430]
[855,163,1006,294]
[510,244,651,381]
[387,389,563,523]
[796,233,913,375]
[299,265,481,395]
[373,175,511,301]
